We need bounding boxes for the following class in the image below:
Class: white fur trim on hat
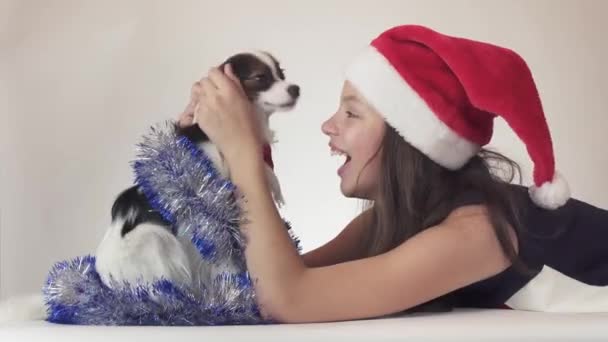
[344,46,480,170]
[528,171,571,210]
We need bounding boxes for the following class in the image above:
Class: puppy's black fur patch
[111,51,293,238]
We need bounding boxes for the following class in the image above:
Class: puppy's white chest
[198,141,284,206]
[199,142,231,179]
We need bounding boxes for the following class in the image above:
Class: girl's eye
[346,111,356,118]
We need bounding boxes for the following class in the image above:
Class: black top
[445,184,608,311]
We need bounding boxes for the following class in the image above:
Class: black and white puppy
[0,51,300,322]
[94,51,299,292]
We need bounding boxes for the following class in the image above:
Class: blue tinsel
[42,121,301,325]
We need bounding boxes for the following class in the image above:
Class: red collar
[263,144,274,170]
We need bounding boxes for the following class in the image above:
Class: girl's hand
[193,64,263,168]
[177,81,200,128]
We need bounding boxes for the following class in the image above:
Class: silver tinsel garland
[42,121,301,325]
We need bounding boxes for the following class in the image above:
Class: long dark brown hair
[361,124,529,273]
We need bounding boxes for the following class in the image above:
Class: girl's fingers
[223,63,245,95]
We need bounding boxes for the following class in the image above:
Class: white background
[1,0,607,300]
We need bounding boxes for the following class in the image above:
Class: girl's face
[322,81,386,200]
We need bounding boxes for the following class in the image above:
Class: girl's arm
[192,66,517,324]
[231,155,515,323]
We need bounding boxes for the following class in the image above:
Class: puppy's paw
[0,293,47,323]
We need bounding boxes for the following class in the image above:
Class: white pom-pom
[528,171,570,210]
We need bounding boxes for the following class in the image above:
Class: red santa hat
[345,24,569,210]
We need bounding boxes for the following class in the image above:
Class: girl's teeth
[330,147,351,165]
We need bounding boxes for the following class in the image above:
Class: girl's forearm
[230,156,306,316]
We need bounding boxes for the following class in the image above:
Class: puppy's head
[221,51,300,115]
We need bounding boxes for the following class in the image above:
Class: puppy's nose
[287,85,300,98]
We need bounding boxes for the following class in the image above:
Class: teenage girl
[179,24,608,323]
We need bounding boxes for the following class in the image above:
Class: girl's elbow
[259,305,293,323]
[255,270,310,323]
[256,288,302,323]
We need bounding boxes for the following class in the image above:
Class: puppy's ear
[219,55,247,83]
[219,55,236,72]
[217,59,233,78]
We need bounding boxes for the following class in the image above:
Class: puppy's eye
[248,74,266,82]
